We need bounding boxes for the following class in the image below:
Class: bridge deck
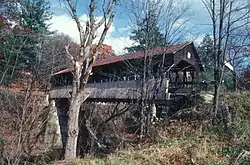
[50,78,205,102]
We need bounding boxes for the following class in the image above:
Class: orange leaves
[67,43,115,61]
[90,44,115,61]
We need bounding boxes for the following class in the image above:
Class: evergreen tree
[197,35,214,82]
[18,0,52,70]
[19,0,51,34]
[126,9,165,53]
[0,0,52,84]
[197,34,234,90]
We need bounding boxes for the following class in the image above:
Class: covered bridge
[49,42,204,103]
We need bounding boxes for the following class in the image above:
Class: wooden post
[165,73,170,120]
[166,78,170,100]
[191,71,195,89]
[151,103,157,123]
[183,71,187,87]
[175,71,179,88]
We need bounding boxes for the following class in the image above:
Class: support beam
[44,100,63,150]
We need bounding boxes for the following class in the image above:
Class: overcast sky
[48,0,212,55]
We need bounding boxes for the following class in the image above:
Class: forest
[0,0,250,164]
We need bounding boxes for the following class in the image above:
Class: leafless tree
[77,102,134,155]
[0,31,74,164]
[60,0,117,159]
[201,0,250,118]
[123,0,191,138]
[0,76,51,165]
[39,34,73,88]
[227,27,250,90]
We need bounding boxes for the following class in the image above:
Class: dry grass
[56,121,248,165]
[54,92,250,165]
[76,146,189,165]
[55,121,229,165]
[56,145,190,165]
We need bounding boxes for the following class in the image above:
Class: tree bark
[233,71,237,91]
[64,95,81,159]
[62,0,116,159]
[213,81,220,120]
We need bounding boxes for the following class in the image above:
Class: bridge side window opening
[51,73,73,88]
[187,52,191,59]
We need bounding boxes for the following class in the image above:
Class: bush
[0,89,48,164]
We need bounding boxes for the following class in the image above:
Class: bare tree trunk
[233,71,237,91]
[64,97,81,159]
[140,50,147,139]
[64,79,90,159]
[63,0,116,159]
[202,0,249,121]
[213,82,220,118]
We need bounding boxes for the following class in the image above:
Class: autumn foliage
[91,44,115,61]
[68,42,115,61]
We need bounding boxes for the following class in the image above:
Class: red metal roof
[52,42,192,76]
[93,42,189,67]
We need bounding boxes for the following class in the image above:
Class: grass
[71,145,190,165]
[55,92,250,165]
[59,123,233,165]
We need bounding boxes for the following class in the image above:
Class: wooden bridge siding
[173,44,201,73]
[49,78,167,100]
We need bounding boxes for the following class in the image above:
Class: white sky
[49,14,134,55]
